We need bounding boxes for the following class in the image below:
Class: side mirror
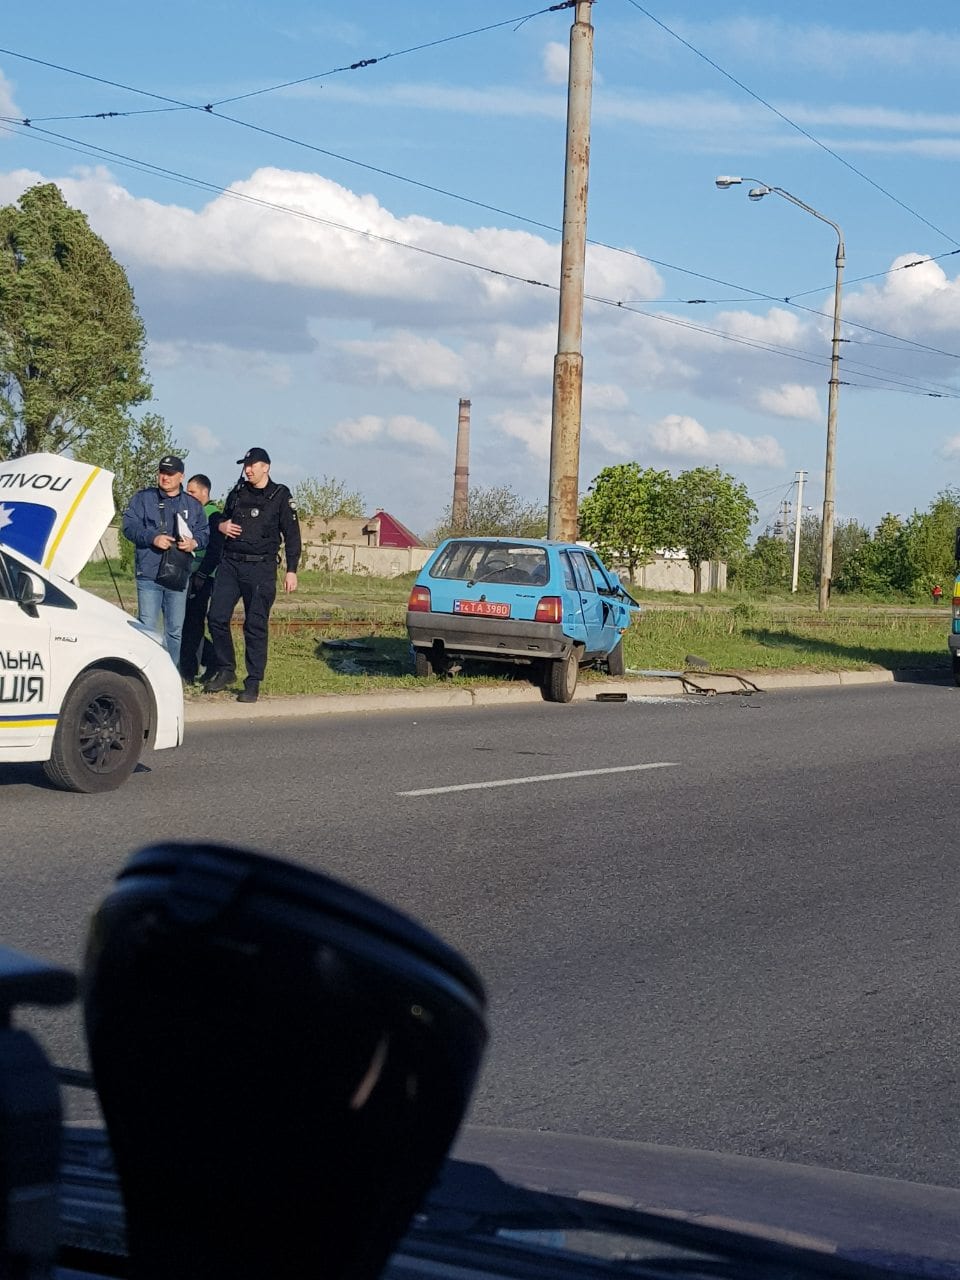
[16,570,45,617]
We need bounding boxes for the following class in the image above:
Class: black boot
[202,668,236,694]
[237,679,260,704]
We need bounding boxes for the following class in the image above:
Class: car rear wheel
[606,639,625,676]
[43,670,145,793]
[414,650,437,678]
[543,650,579,703]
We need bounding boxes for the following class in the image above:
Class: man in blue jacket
[122,456,208,669]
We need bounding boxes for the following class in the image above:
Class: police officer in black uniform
[202,447,301,703]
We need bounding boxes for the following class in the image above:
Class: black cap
[158,455,184,473]
[237,447,271,466]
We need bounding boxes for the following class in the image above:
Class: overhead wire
[3,114,959,402]
[4,44,960,361]
[620,0,960,248]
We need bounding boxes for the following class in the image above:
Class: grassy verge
[79,563,950,697]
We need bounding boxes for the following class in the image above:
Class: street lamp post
[716,176,845,611]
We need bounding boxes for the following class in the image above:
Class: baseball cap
[237,447,271,466]
[158,455,184,473]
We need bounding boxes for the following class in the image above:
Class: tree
[668,467,756,593]
[292,474,365,521]
[0,183,151,458]
[731,534,792,593]
[429,485,547,542]
[834,513,910,595]
[900,488,960,594]
[578,463,674,583]
[798,514,870,593]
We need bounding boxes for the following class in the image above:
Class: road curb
[183,666,901,723]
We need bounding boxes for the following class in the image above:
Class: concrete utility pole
[452,398,471,533]
[791,469,806,593]
[547,0,594,542]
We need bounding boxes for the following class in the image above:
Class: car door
[0,551,53,749]
[566,550,607,654]
[584,551,629,652]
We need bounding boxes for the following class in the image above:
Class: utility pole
[547,0,594,541]
[818,234,845,611]
[791,469,806,593]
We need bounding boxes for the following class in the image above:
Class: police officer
[203,447,301,703]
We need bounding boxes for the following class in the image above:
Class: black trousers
[207,557,277,683]
[179,572,216,680]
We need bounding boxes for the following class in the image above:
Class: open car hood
[0,452,115,580]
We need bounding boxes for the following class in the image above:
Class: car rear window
[430,541,549,586]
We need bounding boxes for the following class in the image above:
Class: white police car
[0,453,184,792]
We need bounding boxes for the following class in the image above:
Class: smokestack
[452,398,471,532]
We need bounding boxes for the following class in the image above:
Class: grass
[79,561,951,697]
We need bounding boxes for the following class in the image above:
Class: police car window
[0,550,76,610]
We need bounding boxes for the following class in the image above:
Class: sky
[1,1,959,539]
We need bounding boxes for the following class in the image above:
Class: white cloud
[337,332,466,391]
[940,436,960,461]
[754,384,821,421]
[542,41,568,86]
[490,403,552,461]
[332,413,444,452]
[0,72,21,122]
[646,414,785,468]
[186,424,223,453]
[147,339,292,387]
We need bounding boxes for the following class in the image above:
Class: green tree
[798,513,870,593]
[0,183,151,457]
[834,513,911,595]
[900,488,960,595]
[669,467,756,593]
[731,534,792,593]
[292,474,365,520]
[429,485,547,542]
[578,463,674,583]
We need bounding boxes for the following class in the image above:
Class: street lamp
[716,175,845,611]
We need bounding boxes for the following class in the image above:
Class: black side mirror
[83,843,487,1280]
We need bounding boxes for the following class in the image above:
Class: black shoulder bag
[155,497,194,592]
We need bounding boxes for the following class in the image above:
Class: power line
[5,45,960,361]
[620,0,960,249]
[3,115,959,402]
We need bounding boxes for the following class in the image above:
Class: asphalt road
[3,677,959,1187]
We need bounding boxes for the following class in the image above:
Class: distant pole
[547,0,594,541]
[791,469,806,593]
[818,235,845,611]
[452,398,471,532]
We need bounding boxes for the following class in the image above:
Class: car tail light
[534,596,562,624]
[408,586,431,612]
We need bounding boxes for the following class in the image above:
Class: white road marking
[398,761,678,797]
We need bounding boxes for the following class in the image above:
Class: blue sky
[1,1,959,538]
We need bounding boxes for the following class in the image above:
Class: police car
[0,453,184,792]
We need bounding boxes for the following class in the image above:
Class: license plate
[454,600,511,617]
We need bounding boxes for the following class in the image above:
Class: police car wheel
[606,639,625,677]
[43,670,145,794]
[542,650,579,703]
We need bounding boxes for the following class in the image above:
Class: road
[3,677,959,1186]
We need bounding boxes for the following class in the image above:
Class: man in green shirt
[180,473,222,682]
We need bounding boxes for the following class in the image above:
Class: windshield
[430,541,549,586]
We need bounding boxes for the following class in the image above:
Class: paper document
[176,513,192,542]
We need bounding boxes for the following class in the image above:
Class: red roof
[370,510,423,548]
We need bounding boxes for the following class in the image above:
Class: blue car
[406,537,640,702]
